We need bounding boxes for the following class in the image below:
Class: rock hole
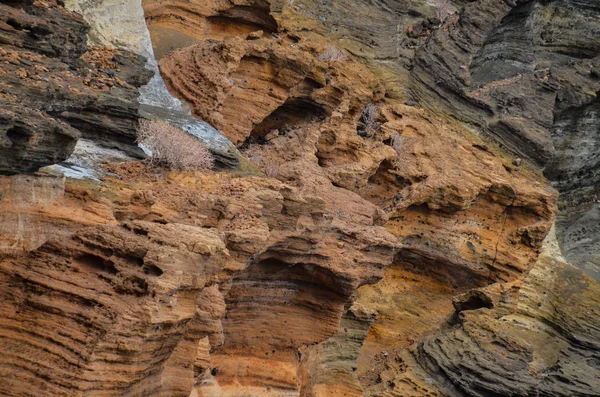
[318,130,336,147]
[361,160,411,207]
[132,227,149,236]
[30,24,51,36]
[452,291,494,312]
[6,127,31,149]
[77,254,118,275]
[143,264,164,277]
[245,98,327,146]
[6,18,24,30]
[209,5,277,35]
[222,258,349,352]
[116,276,149,296]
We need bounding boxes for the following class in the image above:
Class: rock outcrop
[0,0,599,396]
[150,9,566,394]
[411,0,600,165]
[547,95,600,281]
[0,161,397,396]
[408,0,600,283]
[158,23,557,287]
[0,0,154,175]
[416,227,600,397]
[64,0,241,168]
[0,220,229,396]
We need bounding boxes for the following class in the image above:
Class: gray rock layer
[410,0,600,279]
[0,0,151,174]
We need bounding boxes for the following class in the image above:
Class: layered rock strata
[65,0,240,168]
[408,0,600,283]
[0,0,153,175]
[155,22,562,395]
[148,0,600,396]
[0,0,598,396]
[0,161,397,396]
[411,0,600,165]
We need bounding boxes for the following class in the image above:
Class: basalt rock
[0,0,88,62]
[0,0,83,174]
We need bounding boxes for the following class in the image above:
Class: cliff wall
[0,0,598,396]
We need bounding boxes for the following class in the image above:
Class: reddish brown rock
[1,0,599,396]
[0,220,230,396]
[0,159,398,396]
[151,20,562,395]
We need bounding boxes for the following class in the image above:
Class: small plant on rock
[318,45,349,62]
[245,149,281,179]
[357,103,380,137]
[136,119,214,170]
[390,132,403,155]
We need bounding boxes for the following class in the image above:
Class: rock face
[0,163,397,396]
[547,96,600,281]
[0,220,230,396]
[416,228,600,397]
[408,0,600,282]
[411,0,600,166]
[0,0,154,175]
[0,0,599,396]
[0,0,83,174]
[157,13,557,288]
[124,4,565,394]
[146,0,600,395]
[64,0,241,168]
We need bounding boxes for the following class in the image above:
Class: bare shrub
[390,132,403,155]
[245,149,281,178]
[434,0,457,21]
[358,103,380,136]
[136,119,214,170]
[318,45,348,62]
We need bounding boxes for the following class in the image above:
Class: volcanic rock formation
[0,0,598,396]
[0,0,154,174]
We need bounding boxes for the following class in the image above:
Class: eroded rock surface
[147,0,600,395]
[0,220,229,396]
[408,0,600,283]
[417,228,600,397]
[0,0,154,175]
[0,0,599,396]
[547,96,600,281]
[0,158,398,396]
